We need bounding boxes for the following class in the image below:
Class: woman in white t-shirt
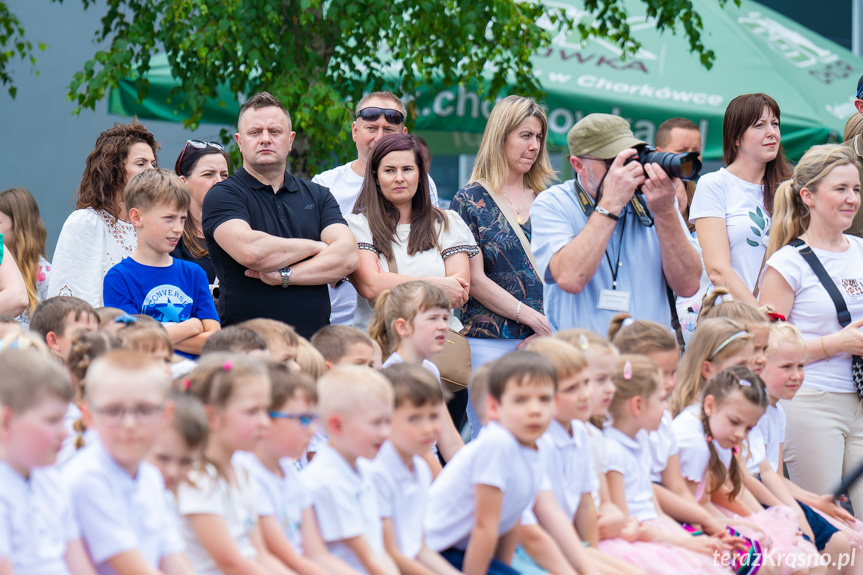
[758,144,863,519]
[347,133,478,332]
[691,93,791,306]
[49,120,160,307]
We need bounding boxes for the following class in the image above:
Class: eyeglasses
[94,403,164,426]
[709,331,749,360]
[269,411,317,426]
[356,107,405,125]
[176,140,225,174]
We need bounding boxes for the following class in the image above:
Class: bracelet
[821,337,830,361]
[515,301,523,323]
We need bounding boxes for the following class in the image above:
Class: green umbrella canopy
[110,0,862,160]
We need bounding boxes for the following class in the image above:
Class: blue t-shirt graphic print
[103,257,219,328]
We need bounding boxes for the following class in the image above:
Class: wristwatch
[279,267,292,289]
[593,205,620,221]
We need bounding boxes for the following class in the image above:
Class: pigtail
[697,287,730,322]
[66,331,122,451]
[606,313,631,341]
[700,366,769,500]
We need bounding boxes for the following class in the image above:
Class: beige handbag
[386,253,471,393]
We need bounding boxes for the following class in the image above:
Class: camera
[625,144,702,181]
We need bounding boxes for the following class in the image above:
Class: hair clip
[623,360,633,380]
[183,379,192,390]
[114,313,138,324]
[705,434,713,442]
[579,334,590,350]
[622,317,635,327]
[739,379,753,387]
[223,361,232,371]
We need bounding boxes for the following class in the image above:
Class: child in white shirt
[234,362,357,575]
[0,348,95,575]
[178,354,290,575]
[368,363,461,575]
[64,350,189,575]
[424,351,556,575]
[301,366,399,575]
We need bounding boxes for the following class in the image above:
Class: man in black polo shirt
[203,92,360,337]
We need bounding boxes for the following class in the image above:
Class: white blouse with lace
[48,208,137,307]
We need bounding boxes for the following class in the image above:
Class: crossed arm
[214,220,360,285]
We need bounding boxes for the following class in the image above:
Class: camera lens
[638,148,702,181]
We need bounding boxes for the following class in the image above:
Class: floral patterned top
[16,256,51,330]
[450,182,544,340]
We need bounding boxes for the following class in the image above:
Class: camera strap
[573,177,627,289]
[573,177,685,349]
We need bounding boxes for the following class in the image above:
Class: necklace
[502,187,529,224]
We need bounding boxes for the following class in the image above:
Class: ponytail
[697,287,729,322]
[767,144,858,258]
[367,281,449,359]
[606,313,631,341]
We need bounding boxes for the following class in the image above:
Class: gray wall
[0,0,229,255]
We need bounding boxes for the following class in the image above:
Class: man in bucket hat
[530,114,701,334]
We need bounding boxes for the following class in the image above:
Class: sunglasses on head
[177,140,225,174]
[356,107,405,125]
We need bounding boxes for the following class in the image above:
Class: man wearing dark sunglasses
[202,91,360,338]
[312,91,439,326]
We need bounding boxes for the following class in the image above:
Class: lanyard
[573,178,627,289]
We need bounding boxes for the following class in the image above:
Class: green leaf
[750,210,766,229]
[747,238,759,247]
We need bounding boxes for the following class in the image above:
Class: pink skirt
[598,516,732,575]
[718,505,821,575]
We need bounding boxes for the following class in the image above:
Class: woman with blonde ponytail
[758,143,863,519]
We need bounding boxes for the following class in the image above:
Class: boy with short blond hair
[369,364,460,575]
[64,350,190,575]
[0,348,96,575]
[103,169,220,357]
[311,325,375,369]
[30,295,98,361]
[301,366,398,575]
[238,318,300,367]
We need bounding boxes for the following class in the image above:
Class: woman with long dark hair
[347,133,477,332]
[691,93,791,306]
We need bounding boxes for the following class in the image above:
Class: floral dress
[450,182,544,340]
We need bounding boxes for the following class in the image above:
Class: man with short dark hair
[531,114,701,334]
[655,117,702,221]
[203,91,360,338]
[312,91,438,325]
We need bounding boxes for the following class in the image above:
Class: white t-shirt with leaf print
[690,168,770,293]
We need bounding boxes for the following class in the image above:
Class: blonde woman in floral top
[450,96,555,437]
[49,120,159,307]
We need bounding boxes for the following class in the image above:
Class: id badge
[597,289,631,312]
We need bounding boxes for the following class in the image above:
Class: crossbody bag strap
[788,238,852,327]
[476,179,544,284]
[752,250,769,299]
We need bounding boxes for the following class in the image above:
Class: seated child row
[4,281,863,575]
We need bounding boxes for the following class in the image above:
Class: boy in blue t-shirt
[104,168,220,356]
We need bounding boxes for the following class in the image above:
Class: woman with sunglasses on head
[690,93,791,307]
[173,140,231,286]
[759,144,863,520]
[49,119,159,306]
[449,96,555,439]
